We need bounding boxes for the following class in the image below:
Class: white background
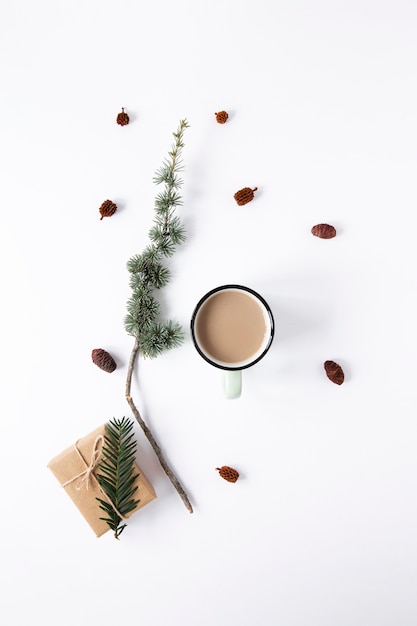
[1,1,417,624]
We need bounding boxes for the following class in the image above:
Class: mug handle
[222,370,242,399]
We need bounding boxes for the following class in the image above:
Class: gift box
[48,423,157,537]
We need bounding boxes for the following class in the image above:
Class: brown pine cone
[92,348,117,373]
[324,360,344,385]
[215,110,229,124]
[116,107,129,126]
[99,199,117,220]
[234,187,257,206]
[216,466,239,483]
[311,223,336,239]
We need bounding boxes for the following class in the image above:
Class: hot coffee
[193,288,269,366]
[191,285,274,398]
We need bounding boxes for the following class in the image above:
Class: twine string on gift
[61,435,104,491]
[61,435,127,520]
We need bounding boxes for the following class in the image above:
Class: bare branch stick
[125,338,193,514]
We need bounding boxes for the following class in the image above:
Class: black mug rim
[190,284,275,371]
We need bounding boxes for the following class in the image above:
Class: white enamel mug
[190,285,275,399]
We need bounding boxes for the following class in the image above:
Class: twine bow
[61,434,127,520]
[62,435,104,491]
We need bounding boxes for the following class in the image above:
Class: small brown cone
[215,110,229,124]
[311,223,337,239]
[116,107,129,126]
[99,199,117,220]
[92,348,117,373]
[234,187,257,206]
[216,466,239,483]
[324,360,344,385]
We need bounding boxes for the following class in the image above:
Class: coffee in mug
[191,285,274,398]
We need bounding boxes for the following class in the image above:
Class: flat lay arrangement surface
[1,1,417,625]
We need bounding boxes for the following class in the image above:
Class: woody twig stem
[125,338,193,513]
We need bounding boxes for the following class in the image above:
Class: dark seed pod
[234,187,258,206]
[311,223,336,239]
[92,348,117,373]
[99,199,117,220]
[116,107,129,126]
[216,466,239,483]
[324,360,344,385]
[215,110,229,124]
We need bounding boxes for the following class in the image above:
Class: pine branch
[124,120,193,514]
[96,417,140,539]
[125,119,189,356]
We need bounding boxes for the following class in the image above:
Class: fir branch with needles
[124,119,193,513]
[96,417,140,539]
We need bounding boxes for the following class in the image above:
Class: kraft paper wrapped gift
[48,424,157,537]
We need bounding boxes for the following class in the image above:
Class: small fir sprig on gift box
[124,119,193,513]
[96,417,140,539]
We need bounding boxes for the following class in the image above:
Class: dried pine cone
[99,199,117,220]
[116,107,129,126]
[92,348,117,373]
[234,187,258,206]
[215,110,229,124]
[311,223,336,239]
[216,466,239,483]
[324,360,344,385]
